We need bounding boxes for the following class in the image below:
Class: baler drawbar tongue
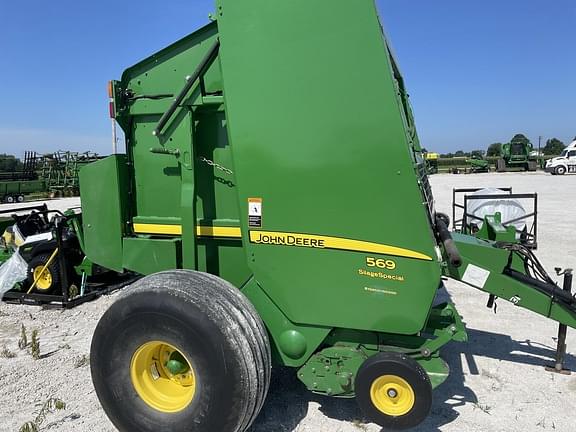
[448,233,576,374]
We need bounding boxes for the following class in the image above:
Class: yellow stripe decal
[196,226,242,238]
[133,224,241,238]
[249,231,433,261]
[132,224,432,261]
[133,224,182,235]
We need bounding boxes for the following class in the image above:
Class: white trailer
[545,140,576,175]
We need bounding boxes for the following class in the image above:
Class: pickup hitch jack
[545,268,574,375]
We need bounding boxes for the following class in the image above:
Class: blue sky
[0,0,574,156]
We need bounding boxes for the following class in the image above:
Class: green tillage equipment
[40,151,101,197]
[465,157,490,173]
[84,1,576,431]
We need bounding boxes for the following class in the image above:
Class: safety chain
[198,157,233,175]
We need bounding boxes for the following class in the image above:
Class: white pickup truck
[545,141,576,175]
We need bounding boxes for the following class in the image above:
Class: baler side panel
[130,114,186,221]
[115,22,220,131]
[79,155,129,272]
[118,24,220,225]
[217,0,441,334]
[108,21,250,287]
[194,108,251,286]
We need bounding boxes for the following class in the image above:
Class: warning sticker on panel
[248,198,262,228]
[462,264,490,289]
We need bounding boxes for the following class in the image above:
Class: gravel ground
[0,172,575,432]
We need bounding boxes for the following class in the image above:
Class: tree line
[0,154,23,172]
[439,134,574,159]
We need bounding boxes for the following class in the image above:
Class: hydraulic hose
[435,215,462,268]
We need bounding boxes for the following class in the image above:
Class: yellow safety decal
[133,224,242,238]
[249,231,432,261]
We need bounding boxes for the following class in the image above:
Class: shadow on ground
[464,327,576,372]
[249,323,574,431]
[249,343,475,432]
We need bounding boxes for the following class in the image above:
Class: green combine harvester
[2,1,574,431]
[496,134,539,172]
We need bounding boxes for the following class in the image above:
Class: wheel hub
[166,351,191,375]
[370,375,415,416]
[130,341,196,413]
[33,266,53,290]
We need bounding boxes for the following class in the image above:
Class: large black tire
[91,270,271,432]
[355,352,432,430]
[5,195,14,204]
[556,165,567,175]
[17,195,25,203]
[27,253,61,294]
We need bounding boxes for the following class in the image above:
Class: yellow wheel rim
[370,375,415,416]
[130,341,196,413]
[33,266,53,291]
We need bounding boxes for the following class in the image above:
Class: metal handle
[149,147,180,156]
[153,39,220,137]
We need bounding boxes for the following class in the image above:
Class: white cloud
[0,127,124,158]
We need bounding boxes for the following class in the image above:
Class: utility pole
[111,119,118,154]
[538,136,542,156]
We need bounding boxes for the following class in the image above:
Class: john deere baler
[85,1,576,431]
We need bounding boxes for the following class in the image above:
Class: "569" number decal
[366,257,396,270]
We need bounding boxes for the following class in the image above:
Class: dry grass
[473,402,492,415]
[30,329,40,360]
[0,345,16,358]
[351,419,369,430]
[18,397,66,432]
[74,354,89,368]
[18,324,28,350]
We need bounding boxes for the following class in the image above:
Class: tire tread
[97,270,271,432]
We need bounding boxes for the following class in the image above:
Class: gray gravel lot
[0,171,575,432]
